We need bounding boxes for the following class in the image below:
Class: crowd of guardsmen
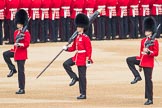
[0,0,162,45]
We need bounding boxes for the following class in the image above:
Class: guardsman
[63,13,93,99]
[40,0,51,42]
[150,0,162,38]
[95,0,107,40]
[3,9,30,94]
[117,0,129,39]
[70,0,84,35]
[106,0,117,40]
[49,0,61,42]
[0,0,5,45]
[30,0,41,43]
[84,0,96,40]
[139,0,151,38]
[4,0,20,44]
[126,16,159,105]
[128,0,139,39]
[60,0,72,41]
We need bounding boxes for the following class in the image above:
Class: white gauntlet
[63,45,68,50]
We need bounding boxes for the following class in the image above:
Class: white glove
[14,43,24,47]
[86,60,91,67]
[63,45,68,50]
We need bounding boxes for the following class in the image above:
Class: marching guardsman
[117,0,129,39]
[63,13,93,99]
[40,0,51,42]
[139,0,151,38]
[95,0,107,40]
[106,0,117,40]
[70,0,84,35]
[84,0,96,40]
[0,0,5,45]
[150,0,162,38]
[49,0,61,42]
[60,0,72,41]
[3,9,30,94]
[30,0,41,43]
[128,0,139,39]
[4,0,20,44]
[126,16,159,105]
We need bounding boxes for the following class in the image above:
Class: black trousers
[139,16,146,38]
[152,15,161,38]
[4,19,10,41]
[3,50,16,71]
[96,16,106,40]
[126,56,153,100]
[40,19,49,42]
[63,58,87,95]
[106,16,117,40]
[70,19,75,36]
[50,19,59,42]
[85,23,93,40]
[17,60,26,89]
[160,15,162,34]
[0,20,3,45]
[4,19,16,44]
[118,16,129,39]
[9,20,16,44]
[30,19,40,43]
[129,16,139,39]
[60,17,71,41]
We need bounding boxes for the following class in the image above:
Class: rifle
[36,9,102,79]
[145,24,161,48]
[15,18,31,43]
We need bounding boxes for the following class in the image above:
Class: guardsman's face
[77,27,84,34]
[145,31,152,37]
[17,24,23,30]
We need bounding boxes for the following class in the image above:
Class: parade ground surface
[0,39,162,108]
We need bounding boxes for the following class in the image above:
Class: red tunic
[128,0,139,17]
[95,0,107,16]
[84,0,96,18]
[106,0,117,18]
[5,0,20,20]
[67,34,93,66]
[49,0,61,20]
[139,0,151,16]
[40,0,51,20]
[60,0,72,18]
[70,0,84,19]
[11,30,31,60]
[30,0,42,19]
[0,0,5,20]
[150,0,162,15]
[19,0,31,17]
[136,38,159,68]
[117,0,129,17]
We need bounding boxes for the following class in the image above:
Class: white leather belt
[77,50,86,53]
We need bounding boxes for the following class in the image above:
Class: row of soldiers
[0,0,162,44]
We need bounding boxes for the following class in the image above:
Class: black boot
[131,76,142,84]
[144,99,153,105]
[7,69,17,77]
[15,89,25,94]
[69,78,78,86]
[77,94,86,99]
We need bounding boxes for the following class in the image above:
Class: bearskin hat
[143,16,156,32]
[15,9,28,25]
[74,13,89,30]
